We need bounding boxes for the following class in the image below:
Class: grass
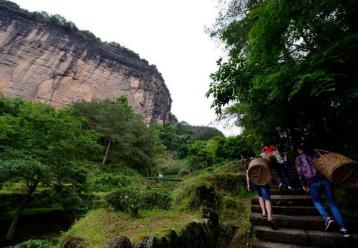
[160,159,191,175]
[172,163,249,210]
[86,164,144,193]
[2,160,254,247]
[171,170,210,211]
[170,162,254,247]
[61,208,199,248]
[223,196,252,248]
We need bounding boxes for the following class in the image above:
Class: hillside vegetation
[1,0,358,247]
[0,95,253,247]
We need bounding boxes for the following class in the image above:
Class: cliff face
[0,7,173,124]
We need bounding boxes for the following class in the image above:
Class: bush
[161,159,190,176]
[142,189,172,209]
[172,172,219,210]
[106,187,171,217]
[205,173,242,194]
[12,239,58,248]
[188,141,214,168]
[58,192,90,214]
[89,174,132,192]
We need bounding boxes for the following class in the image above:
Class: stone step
[251,238,317,248]
[271,175,300,179]
[251,205,319,216]
[253,226,358,248]
[270,184,300,188]
[251,213,358,231]
[269,183,302,190]
[252,195,312,206]
[250,213,325,231]
[269,188,308,195]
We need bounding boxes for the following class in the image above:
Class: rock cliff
[0,6,174,124]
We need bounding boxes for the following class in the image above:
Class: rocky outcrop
[62,236,86,248]
[0,7,173,124]
[105,236,132,248]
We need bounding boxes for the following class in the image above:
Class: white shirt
[273,151,287,164]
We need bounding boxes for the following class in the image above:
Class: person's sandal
[324,217,335,232]
[279,183,283,190]
[340,229,351,238]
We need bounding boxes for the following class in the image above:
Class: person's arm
[246,169,251,191]
[284,154,288,163]
[295,156,308,188]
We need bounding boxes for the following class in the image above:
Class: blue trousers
[254,184,271,201]
[309,179,347,230]
[276,162,291,186]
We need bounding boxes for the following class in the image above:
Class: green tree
[215,135,251,161]
[188,141,215,168]
[72,97,133,164]
[208,0,358,157]
[0,98,100,240]
[159,124,181,151]
[157,122,223,159]
[72,98,157,172]
[176,121,224,142]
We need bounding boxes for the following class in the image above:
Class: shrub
[162,159,190,176]
[89,174,132,192]
[205,173,242,194]
[106,187,171,217]
[106,187,143,217]
[172,175,219,210]
[172,172,209,211]
[188,141,214,168]
[142,189,172,210]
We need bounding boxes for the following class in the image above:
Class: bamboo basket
[315,150,358,187]
[248,158,273,186]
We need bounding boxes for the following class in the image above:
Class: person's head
[297,144,304,154]
[277,144,284,152]
[297,142,314,155]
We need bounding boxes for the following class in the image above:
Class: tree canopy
[0,97,100,240]
[157,122,224,158]
[72,97,158,172]
[208,0,358,157]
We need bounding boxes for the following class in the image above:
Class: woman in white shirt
[273,145,292,190]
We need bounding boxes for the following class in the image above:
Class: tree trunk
[102,138,112,164]
[6,184,37,240]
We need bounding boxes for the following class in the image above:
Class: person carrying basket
[295,143,350,237]
[246,151,277,229]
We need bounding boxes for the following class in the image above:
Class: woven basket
[248,158,273,186]
[315,150,358,187]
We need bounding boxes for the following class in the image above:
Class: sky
[11,0,240,136]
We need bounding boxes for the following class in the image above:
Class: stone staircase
[249,176,358,247]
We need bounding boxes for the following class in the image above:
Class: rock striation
[0,6,174,124]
